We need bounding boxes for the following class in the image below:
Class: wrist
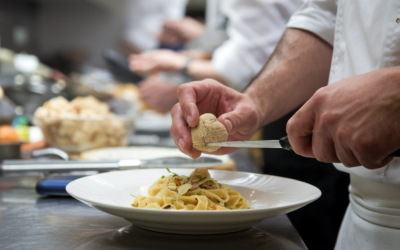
[244,88,271,128]
[243,93,264,130]
[180,58,193,77]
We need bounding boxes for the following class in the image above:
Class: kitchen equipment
[34,115,135,153]
[66,168,321,235]
[0,156,223,174]
[208,136,400,157]
[36,175,86,196]
[31,147,69,160]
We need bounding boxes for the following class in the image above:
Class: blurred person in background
[130,0,301,113]
[123,0,188,53]
[158,0,227,54]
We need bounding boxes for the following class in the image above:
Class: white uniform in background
[185,0,228,53]
[212,0,302,91]
[124,0,187,51]
[287,1,400,249]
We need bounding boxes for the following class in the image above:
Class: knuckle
[180,102,192,115]
[352,134,374,153]
[286,117,296,135]
[311,87,328,105]
[319,112,336,128]
[336,126,350,141]
[176,84,187,96]
[171,103,180,114]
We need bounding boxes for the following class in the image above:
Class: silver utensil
[208,136,293,150]
[208,135,400,157]
[0,157,222,174]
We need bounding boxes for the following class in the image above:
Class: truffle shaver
[207,136,400,157]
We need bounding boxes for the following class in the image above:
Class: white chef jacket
[124,0,187,51]
[287,1,400,249]
[212,0,302,91]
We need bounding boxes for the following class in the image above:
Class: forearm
[187,60,228,85]
[245,28,333,126]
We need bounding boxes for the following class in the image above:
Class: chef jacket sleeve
[212,0,302,91]
[286,0,337,46]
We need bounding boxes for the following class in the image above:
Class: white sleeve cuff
[287,1,337,45]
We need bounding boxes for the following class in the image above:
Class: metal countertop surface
[0,175,307,250]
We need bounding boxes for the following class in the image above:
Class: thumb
[217,108,250,135]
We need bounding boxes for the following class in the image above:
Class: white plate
[80,146,229,168]
[67,169,321,235]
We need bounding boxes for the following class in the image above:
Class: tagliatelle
[131,168,249,210]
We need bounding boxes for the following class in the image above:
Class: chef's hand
[159,17,205,43]
[139,80,179,113]
[170,79,261,158]
[130,50,187,74]
[287,67,400,169]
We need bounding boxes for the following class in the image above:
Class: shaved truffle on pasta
[131,168,249,210]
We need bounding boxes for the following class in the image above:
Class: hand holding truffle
[170,79,262,158]
[191,113,228,152]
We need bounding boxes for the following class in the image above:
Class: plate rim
[66,169,322,214]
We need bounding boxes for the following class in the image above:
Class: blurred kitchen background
[0,0,261,173]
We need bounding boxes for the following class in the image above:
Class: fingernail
[225,120,232,132]
[178,138,185,151]
[187,115,193,126]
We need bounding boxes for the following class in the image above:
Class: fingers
[217,99,258,135]
[287,106,315,158]
[176,81,208,128]
[332,126,361,167]
[350,134,394,169]
[311,111,341,163]
[170,103,201,158]
[312,132,340,163]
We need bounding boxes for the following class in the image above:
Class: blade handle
[279,136,293,151]
[279,135,400,157]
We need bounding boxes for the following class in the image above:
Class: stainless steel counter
[0,175,307,250]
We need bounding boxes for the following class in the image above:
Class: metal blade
[1,160,120,173]
[1,157,224,174]
[143,157,221,165]
[207,140,282,148]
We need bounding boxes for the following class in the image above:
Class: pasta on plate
[131,168,249,210]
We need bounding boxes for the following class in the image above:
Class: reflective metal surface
[1,157,223,174]
[0,175,307,250]
[208,140,282,148]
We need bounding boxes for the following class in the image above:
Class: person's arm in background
[131,0,303,91]
[138,79,179,113]
[129,50,228,85]
[158,17,206,44]
[170,28,333,158]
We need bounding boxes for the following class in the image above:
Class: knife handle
[279,136,400,157]
[279,136,293,151]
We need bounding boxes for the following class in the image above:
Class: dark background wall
[0,0,38,54]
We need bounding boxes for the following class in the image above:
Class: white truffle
[190,113,228,152]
